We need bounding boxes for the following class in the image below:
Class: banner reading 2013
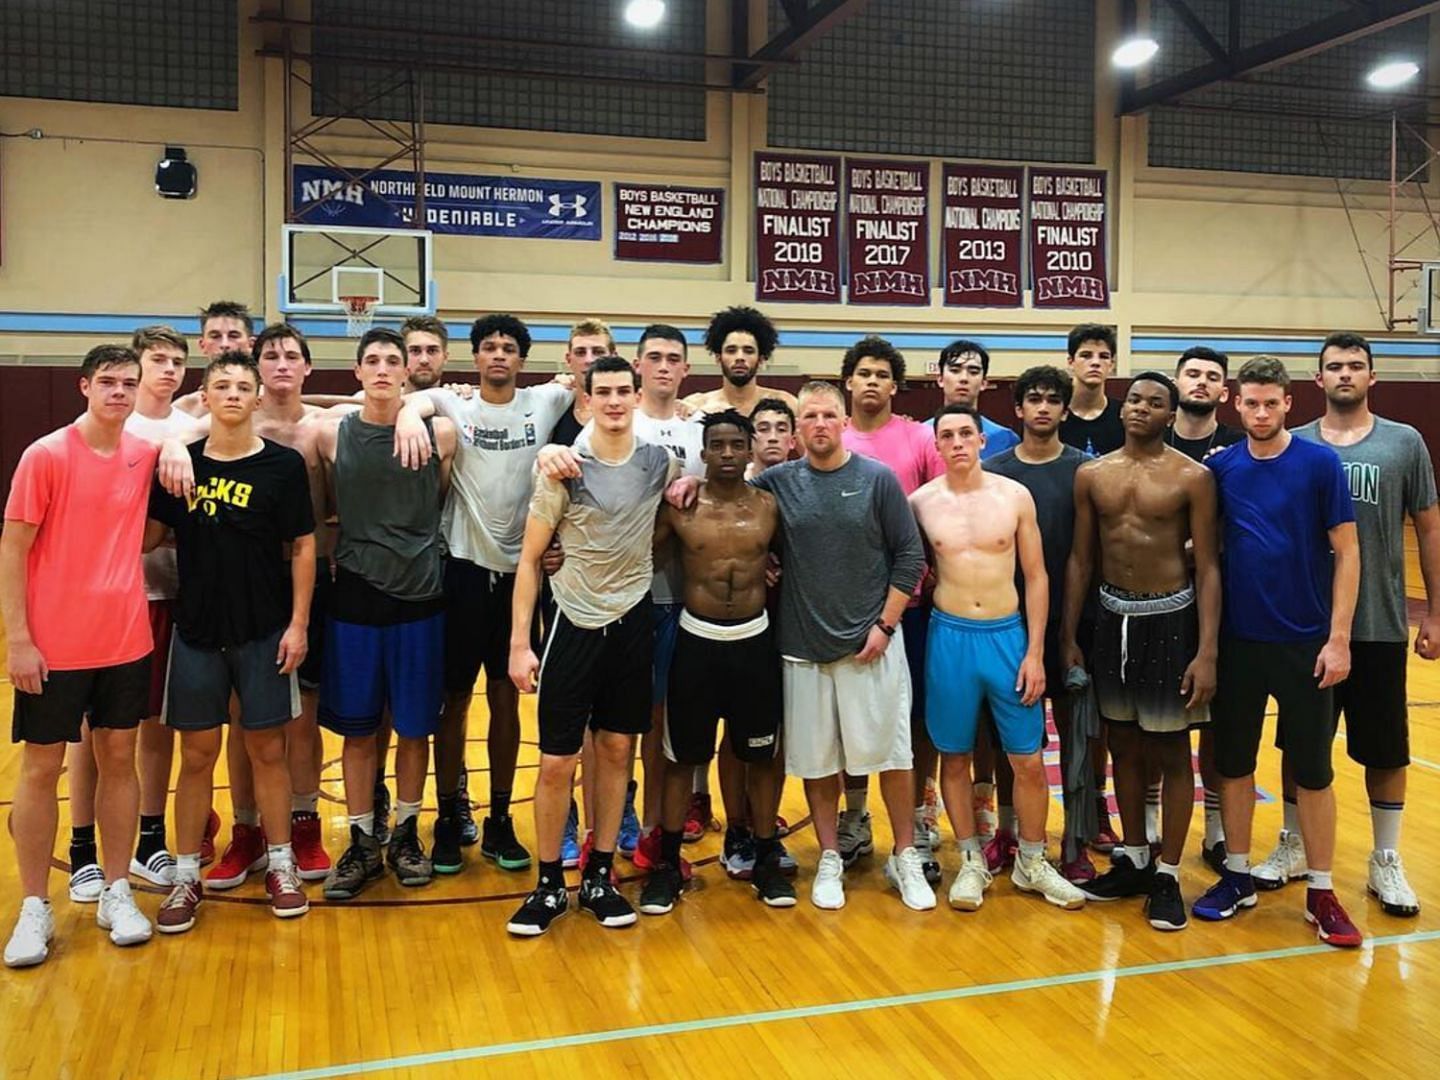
[1028,168,1109,308]
[754,152,842,303]
[845,157,929,305]
[942,163,1023,308]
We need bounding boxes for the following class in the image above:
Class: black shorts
[665,612,782,766]
[537,598,653,756]
[12,655,150,745]
[166,627,299,732]
[1212,636,1337,790]
[1335,641,1409,769]
[1093,585,1208,734]
[443,557,538,694]
[298,558,332,692]
[901,604,928,727]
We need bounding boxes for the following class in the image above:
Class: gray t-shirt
[985,445,1088,627]
[427,383,573,572]
[1295,416,1437,642]
[752,453,925,663]
[529,440,680,629]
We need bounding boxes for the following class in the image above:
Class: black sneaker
[432,814,463,876]
[578,873,638,928]
[1146,871,1188,931]
[1078,853,1154,902]
[373,783,393,846]
[505,884,570,937]
[322,827,384,900]
[386,817,433,887]
[752,850,798,908]
[456,770,480,847]
[1202,840,1228,875]
[481,815,532,872]
[639,863,684,916]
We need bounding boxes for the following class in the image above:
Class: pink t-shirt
[4,424,157,670]
[842,415,944,495]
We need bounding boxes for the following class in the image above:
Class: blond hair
[568,317,615,353]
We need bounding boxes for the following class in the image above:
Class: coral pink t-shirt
[842,415,944,496]
[4,424,157,670]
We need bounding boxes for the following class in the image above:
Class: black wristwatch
[876,619,896,637]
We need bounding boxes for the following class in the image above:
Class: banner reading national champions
[941,163,1024,308]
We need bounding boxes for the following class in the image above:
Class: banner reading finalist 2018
[1028,168,1109,308]
[942,163,1024,308]
[754,151,842,303]
[845,157,929,305]
[292,164,601,240]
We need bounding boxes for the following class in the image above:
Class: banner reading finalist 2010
[845,157,929,305]
[1028,167,1109,308]
[754,151,842,303]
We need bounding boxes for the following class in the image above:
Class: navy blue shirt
[1208,434,1355,642]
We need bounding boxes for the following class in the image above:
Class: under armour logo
[548,194,588,217]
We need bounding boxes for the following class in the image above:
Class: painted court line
[239,929,1440,1080]
[1411,755,1440,773]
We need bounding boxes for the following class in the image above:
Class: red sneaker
[631,826,693,881]
[683,793,717,843]
[983,829,1018,873]
[1090,819,1121,855]
[265,865,310,919]
[205,823,268,890]
[577,831,618,886]
[199,809,222,867]
[775,816,791,839]
[1062,851,1098,884]
[290,812,331,881]
[1306,889,1363,948]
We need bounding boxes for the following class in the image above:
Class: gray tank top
[334,412,443,601]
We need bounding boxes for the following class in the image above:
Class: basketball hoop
[341,295,379,337]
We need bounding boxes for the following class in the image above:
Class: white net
[342,295,378,337]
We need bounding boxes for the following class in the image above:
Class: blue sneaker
[1193,870,1258,921]
[618,781,641,857]
[561,801,581,870]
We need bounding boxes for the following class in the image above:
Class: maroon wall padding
[1,370,1435,510]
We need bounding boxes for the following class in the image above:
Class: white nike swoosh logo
[840,489,861,497]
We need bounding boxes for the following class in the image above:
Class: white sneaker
[1368,849,1420,917]
[884,846,937,911]
[1013,851,1086,910]
[68,862,105,903]
[811,849,846,910]
[97,879,153,947]
[948,849,993,912]
[129,850,176,887]
[4,898,55,968]
[837,810,873,867]
[1252,830,1308,890]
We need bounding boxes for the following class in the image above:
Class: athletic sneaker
[1090,818,1121,855]
[97,879,152,947]
[1368,849,1420,917]
[4,898,54,968]
[506,884,569,937]
[1013,853,1086,910]
[290,811,331,882]
[480,815,532,871]
[265,865,310,918]
[456,770,480,847]
[948,849,993,912]
[630,827,694,882]
[884,847,937,911]
[1202,840,1228,876]
[200,808,221,866]
[1146,873,1187,931]
[69,862,105,903]
[639,863,685,915]
[1061,852,1098,884]
[578,873,638,928]
[983,829,1018,873]
[157,881,202,934]
[431,814,463,876]
[722,828,756,881]
[775,815,791,838]
[373,782,393,846]
[561,801,581,870]
[973,787,998,842]
[579,831,621,885]
[1192,870,1258,921]
[683,791,716,843]
[206,823,268,890]
[323,827,384,900]
[837,809,874,867]
[129,849,176,887]
[619,784,641,856]
[776,839,798,876]
[387,818,434,887]
[1306,888,1363,947]
[1252,829,1308,890]
[1079,853,1153,902]
[913,812,941,886]
[811,849,846,910]
[752,850,797,908]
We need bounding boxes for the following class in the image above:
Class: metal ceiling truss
[731,0,872,89]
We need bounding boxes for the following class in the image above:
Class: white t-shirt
[427,383,573,572]
[577,409,704,604]
[126,407,207,601]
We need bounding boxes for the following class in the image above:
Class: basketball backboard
[278,223,436,318]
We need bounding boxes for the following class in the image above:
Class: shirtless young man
[683,306,798,417]
[911,404,1085,913]
[640,411,795,914]
[1062,372,1220,932]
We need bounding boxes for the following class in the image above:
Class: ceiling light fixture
[1367,60,1420,89]
[1111,36,1159,69]
[624,0,666,30]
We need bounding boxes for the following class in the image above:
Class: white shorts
[782,636,913,780]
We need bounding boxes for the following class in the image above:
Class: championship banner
[1028,168,1109,308]
[941,163,1023,308]
[754,151,842,303]
[293,164,601,240]
[614,183,724,263]
[845,157,929,305]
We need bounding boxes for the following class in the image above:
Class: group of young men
[3,301,1435,964]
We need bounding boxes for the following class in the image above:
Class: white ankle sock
[844,781,868,815]
[1203,788,1225,847]
[396,799,421,827]
[1224,850,1251,874]
[175,853,202,884]
[1282,797,1301,836]
[349,812,375,836]
[268,843,294,871]
[1156,860,1180,880]
[1370,800,1403,853]
[1145,783,1162,844]
[291,791,319,815]
[234,808,260,828]
[1309,870,1334,891]
[1123,844,1151,869]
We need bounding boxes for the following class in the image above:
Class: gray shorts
[164,626,300,732]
